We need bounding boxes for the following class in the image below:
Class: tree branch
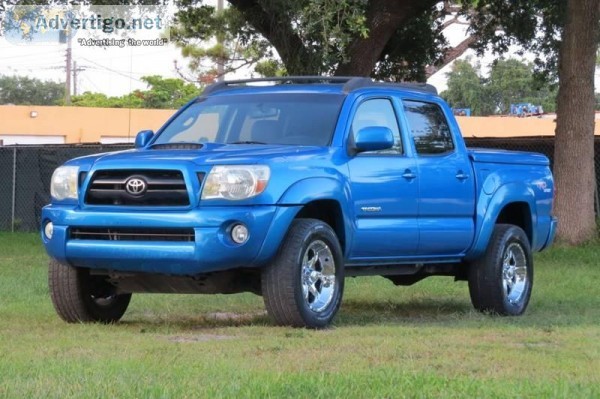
[425,35,477,78]
[335,0,438,76]
[227,0,318,74]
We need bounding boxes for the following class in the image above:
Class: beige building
[0,104,598,145]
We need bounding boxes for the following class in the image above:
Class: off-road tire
[468,224,533,315]
[49,259,131,323]
[262,218,344,328]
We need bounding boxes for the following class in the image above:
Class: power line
[80,57,143,82]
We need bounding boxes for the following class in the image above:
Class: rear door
[347,97,419,259]
[400,99,475,256]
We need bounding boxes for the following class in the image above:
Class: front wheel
[468,224,533,315]
[261,219,344,328]
[49,260,131,323]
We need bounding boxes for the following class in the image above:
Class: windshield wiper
[230,141,267,144]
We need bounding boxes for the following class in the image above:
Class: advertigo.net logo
[2,5,172,44]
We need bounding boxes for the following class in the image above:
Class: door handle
[402,170,417,180]
[456,171,469,180]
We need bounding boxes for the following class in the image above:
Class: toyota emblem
[125,177,147,196]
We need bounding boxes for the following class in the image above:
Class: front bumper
[41,204,300,275]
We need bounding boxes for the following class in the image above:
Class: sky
[0,4,598,98]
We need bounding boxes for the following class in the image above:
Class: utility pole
[73,60,77,96]
[216,0,225,82]
[65,31,72,105]
[72,61,86,96]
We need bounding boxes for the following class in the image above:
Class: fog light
[231,224,249,244]
[44,222,54,239]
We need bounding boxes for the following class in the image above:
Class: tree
[71,76,201,109]
[552,0,600,244]
[70,92,143,108]
[470,0,600,244]
[442,59,492,116]
[442,58,557,116]
[488,59,557,114]
[0,75,64,105]
[139,75,200,108]
[172,0,475,81]
[488,59,538,114]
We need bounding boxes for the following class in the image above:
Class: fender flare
[277,177,354,256]
[465,182,537,260]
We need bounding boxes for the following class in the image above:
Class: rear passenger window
[403,100,454,155]
[352,98,402,155]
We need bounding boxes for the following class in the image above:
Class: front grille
[70,227,195,242]
[85,170,189,206]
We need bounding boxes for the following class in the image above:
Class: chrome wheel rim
[502,243,528,305]
[301,240,336,313]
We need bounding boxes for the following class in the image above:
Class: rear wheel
[468,224,533,315]
[261,219,344,328]
[49,259,131,323]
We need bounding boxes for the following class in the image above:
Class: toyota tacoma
[42,76,557,328]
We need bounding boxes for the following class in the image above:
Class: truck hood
[73,143,330,168]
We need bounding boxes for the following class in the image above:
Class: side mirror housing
[135,130,154,149]
[354,126,394,153]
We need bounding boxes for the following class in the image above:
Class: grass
[0,232,599,398]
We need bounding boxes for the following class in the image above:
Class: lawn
[0,232,598,398]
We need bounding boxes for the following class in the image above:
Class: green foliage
[297,0,370,71]
[254,59,287,77]
[442,58,557,115]
[139,75,200,109]
[488,58,557,114]
[171,3,275,81]
[467,0,566,81]
[70,75,200,109]
[441,60,492,116]
[70,92,143,108]
[372,7,448,82]
[0,75,64,105]
[173,0,451,80]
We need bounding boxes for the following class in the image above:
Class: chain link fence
[0,144,131,232]
[463,137,556,169]
[0,137,598,232]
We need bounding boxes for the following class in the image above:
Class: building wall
[0,105,175,144]
[0,105,598,144]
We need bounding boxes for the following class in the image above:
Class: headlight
[202,165,270,200]
[51,166,79,201]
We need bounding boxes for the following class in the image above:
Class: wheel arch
[277,177,354,256]
[466,182,537,260]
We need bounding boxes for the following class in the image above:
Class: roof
[202,76,438,97]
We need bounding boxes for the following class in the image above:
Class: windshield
[153,93,345,146]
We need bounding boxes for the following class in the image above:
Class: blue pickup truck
[42,77,556,328]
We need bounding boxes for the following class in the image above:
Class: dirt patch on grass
[168,334,235,343]
[205,311,267,322]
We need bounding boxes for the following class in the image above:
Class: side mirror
[135,130,154,149]
[354,126,394,153]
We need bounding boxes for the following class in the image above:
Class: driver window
[352,98,402,155]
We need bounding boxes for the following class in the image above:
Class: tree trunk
[553,0,600,244]
[335,0,437,76]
